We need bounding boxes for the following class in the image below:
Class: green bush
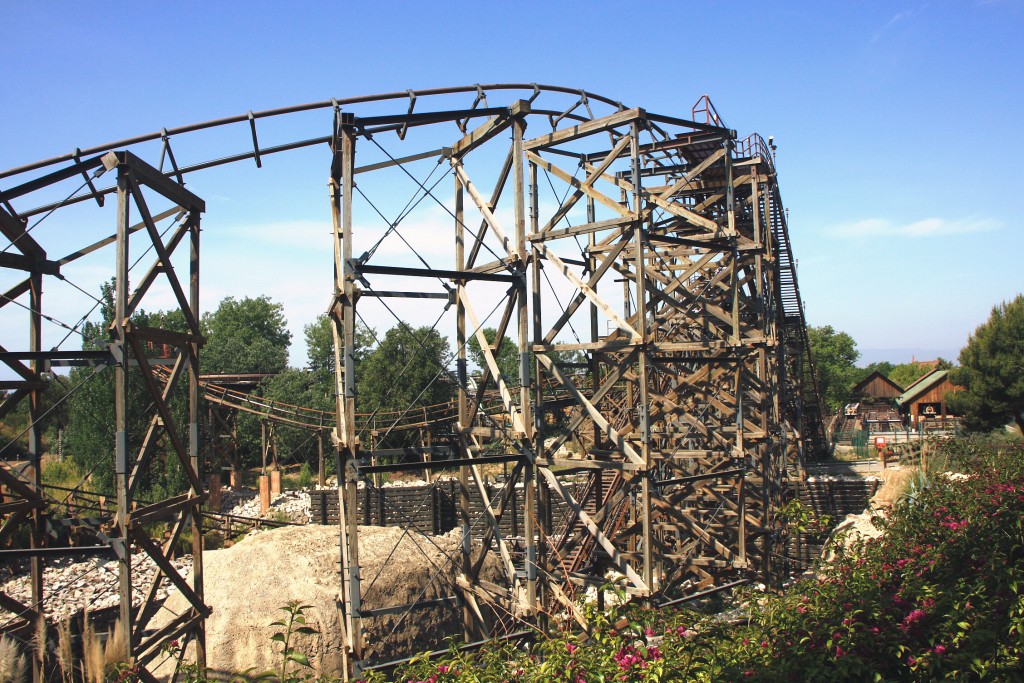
[297,463,313,490]
[362,437,1024,682]
[41,457,84,489]
[144,437,1024,683]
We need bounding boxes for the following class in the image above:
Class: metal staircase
[550,469,629,578]
[768,182,829,462]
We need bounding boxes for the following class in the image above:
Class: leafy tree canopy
[357,324,454,416]
[65,281,189,494]
[201,296,291,374]
[261,367,335,466]
[949,295,1024,433]
[303,314,375,376]
[859,361,895,379]
[467,327,520,386]
[807,325,860,413]
[887,358,953,390]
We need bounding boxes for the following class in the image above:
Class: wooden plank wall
[785,479,879,567]
[309,481,574,538]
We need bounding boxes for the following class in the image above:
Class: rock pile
[220,487,311,524]
[805,474,882,483]
[0,552,192,623]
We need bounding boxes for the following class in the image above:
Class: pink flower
[836,645,846,658]
[566,642,578,653]
[901,609,928,630]
[613,646,645,670]
[437,665,449,674]
[933,644,947,655]
[644,627,655,637]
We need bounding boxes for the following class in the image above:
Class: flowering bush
[359,438,1024,682]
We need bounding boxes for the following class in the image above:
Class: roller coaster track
[0,84,827,679]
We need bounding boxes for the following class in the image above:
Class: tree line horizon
[3,284,1021,497]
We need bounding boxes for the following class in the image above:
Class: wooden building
[851,371,904,401]
[897,369,961,428]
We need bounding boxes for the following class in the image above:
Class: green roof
[897,369,949,406]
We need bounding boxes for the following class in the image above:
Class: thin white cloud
[869,7,920,44]
[829,216,1001,239]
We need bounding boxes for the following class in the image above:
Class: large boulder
[153,524,501,678]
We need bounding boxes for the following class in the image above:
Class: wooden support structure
[0,86,826,680]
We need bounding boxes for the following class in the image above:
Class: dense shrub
[361,439,1024,682]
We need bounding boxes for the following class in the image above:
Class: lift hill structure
[0,85,826,680]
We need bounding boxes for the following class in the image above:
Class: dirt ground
[152,524,499,679]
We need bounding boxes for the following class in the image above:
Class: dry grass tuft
[82,612,104,683]
[103,621,127,669]
[57,619,74,683]
[0,635,28,683]
[871,466,919,506]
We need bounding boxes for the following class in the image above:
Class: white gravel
[1,553,192,624]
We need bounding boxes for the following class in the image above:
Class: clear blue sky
[1,0,1021,369]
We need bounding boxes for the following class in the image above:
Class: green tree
[948,295,1024,433]
[201,296,291,374]
[0,376,70,459]
[303,314,375,375]
[261,368,334,468]
[465,328,584,390]
[304,314,334,374]
[807,325,860,413]
[64,281,190,494]
[357,324,454,447]
[888,358,953,390]
[467,327,520,386]
[257,318,377,471]
[858,361,895,380]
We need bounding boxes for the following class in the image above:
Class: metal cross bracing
[0,85,827,681]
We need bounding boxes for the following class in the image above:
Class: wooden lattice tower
[0,86,825,681]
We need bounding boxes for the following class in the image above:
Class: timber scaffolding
[0,85,827,680]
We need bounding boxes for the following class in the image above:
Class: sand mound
[153,524,498,678]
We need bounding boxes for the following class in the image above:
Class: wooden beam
[524,108,644,150]
[526,151,631,219]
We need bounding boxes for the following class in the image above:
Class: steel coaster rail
[0,84,627,181]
